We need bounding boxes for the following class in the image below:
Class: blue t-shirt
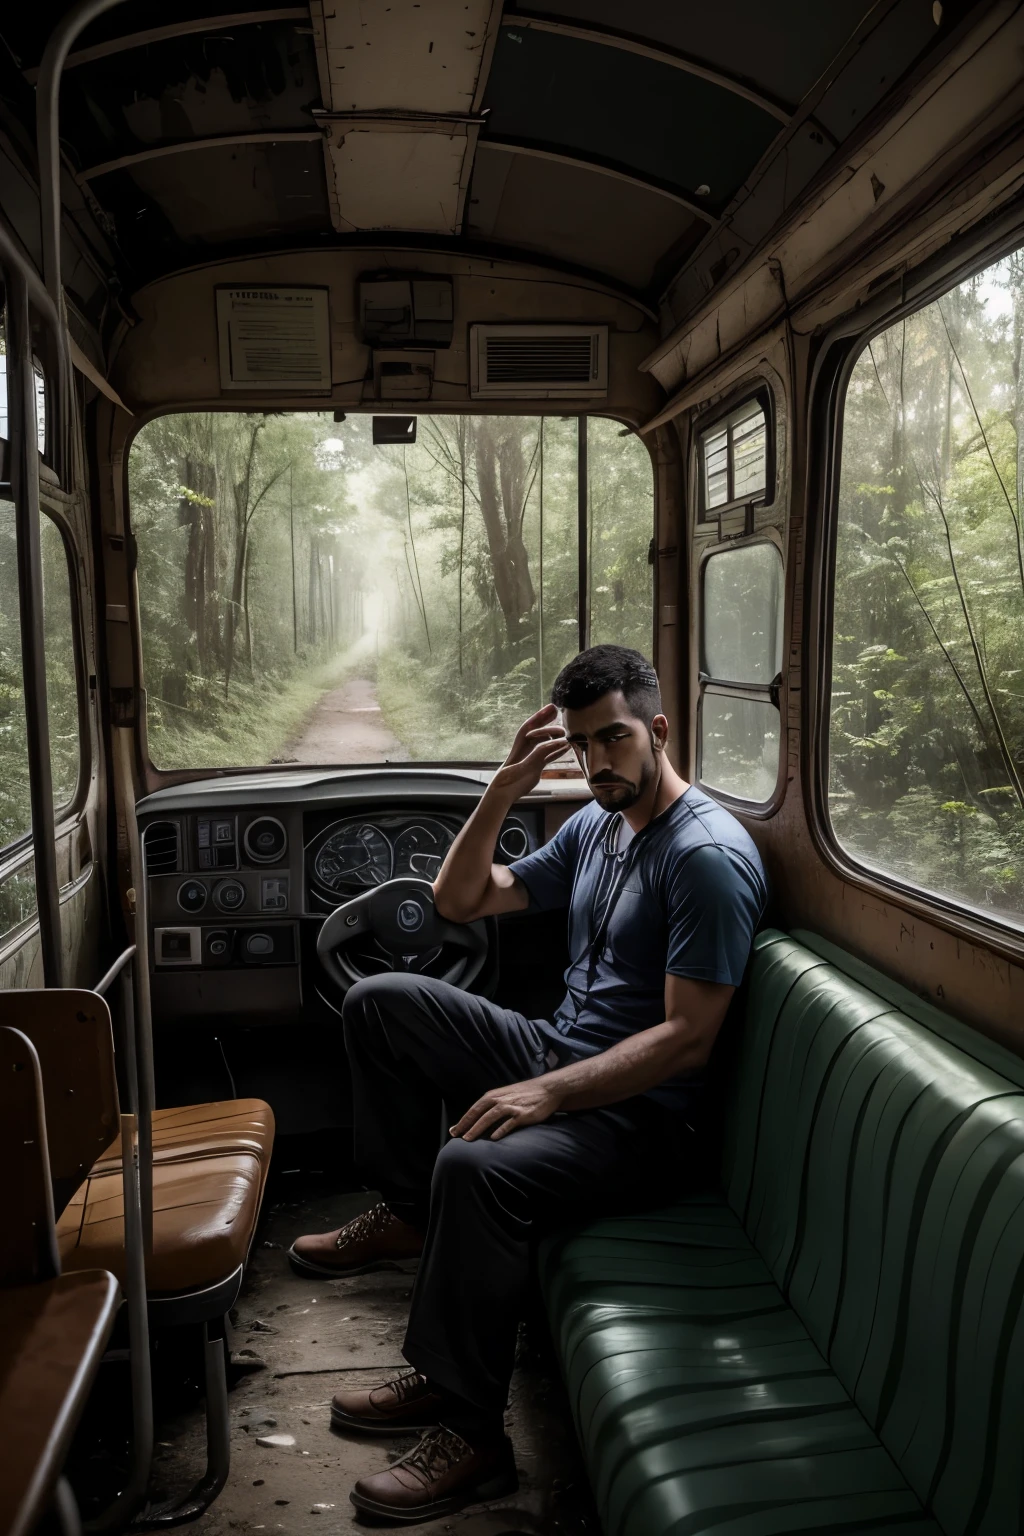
[509,786,767,1112]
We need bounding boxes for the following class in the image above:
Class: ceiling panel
[89,140,329,266]
[325,130,468,234]
[467,145,702,289]
[482,26,780,212]
[59,20,318,175]
[504,0,876,108]
[314,0,490,112]
[313,0,498,235]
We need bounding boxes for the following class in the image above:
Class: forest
[830,248,1024,924]
[128,411,654,768]
[0,498,79,938]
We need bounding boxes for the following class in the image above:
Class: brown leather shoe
[349,1426,517,1523]
[287,1202,423,1278]
[331,1370,441,1435]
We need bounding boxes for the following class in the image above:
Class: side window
[700,396,768,522]
[699,541,783,803]
[829,248,1024,928]
[587,418,654,653]
[0,496,82,946]
[0,332,48,456]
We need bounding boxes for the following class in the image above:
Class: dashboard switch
[155,927,200,966]
[177,879,207,914]
[214,879,246,912]
[261,877,288,911]
[246,932,274,957]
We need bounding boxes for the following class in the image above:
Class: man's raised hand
[491,704,568,801]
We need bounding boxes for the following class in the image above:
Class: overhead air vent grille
[470,325,608,399]
[143,821,181,876]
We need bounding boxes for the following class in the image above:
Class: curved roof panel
[0,0,989,325]
[482,26,780,213]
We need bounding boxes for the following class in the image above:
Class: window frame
[696,383,776,530]
[0,498,88,866]
[809,214,1024,958]
[123,404,658,785]
[39,501,89,823]
[696,531,784,810]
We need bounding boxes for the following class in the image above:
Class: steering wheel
[316,877,488,996]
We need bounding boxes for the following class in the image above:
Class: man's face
[562,690,665,811]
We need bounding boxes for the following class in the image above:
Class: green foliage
[130,411,654,768]
[0,500,81,861]
[830,255,1024,923]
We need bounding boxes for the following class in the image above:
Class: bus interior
[3,1,1024,1533]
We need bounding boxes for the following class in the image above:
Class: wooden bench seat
[58,1152,264,1295]
[91,1098,275,1175]
[0,1272,121,1536]
[0,1023,121,1536]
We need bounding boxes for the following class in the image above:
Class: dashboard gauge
[314,822,392,891]
[393,820,455,881]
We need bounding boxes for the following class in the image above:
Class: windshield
[130,412,653,769]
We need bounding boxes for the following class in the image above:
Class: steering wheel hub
[316,877,488,995]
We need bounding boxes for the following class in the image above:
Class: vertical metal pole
[577,414,589,654]
[290,464,298,653]
[37,0,131,309]
[36,0,130,488]
[87,1112,153,1531]
[7,268,62,987]
[537,419,544,705]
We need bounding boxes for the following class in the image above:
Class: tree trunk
[308,538,319,645]
[224,421,262,694]
[473,420,538,645]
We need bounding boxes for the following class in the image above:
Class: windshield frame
[124,404,657,788]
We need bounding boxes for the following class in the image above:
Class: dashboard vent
[143,821,181,875]
[497,818,530,863]
[470,325,608,399]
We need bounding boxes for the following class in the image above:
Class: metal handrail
[92,944,137,998]
[36,0,132,311]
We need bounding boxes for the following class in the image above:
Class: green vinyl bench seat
[539,929,1024,1536]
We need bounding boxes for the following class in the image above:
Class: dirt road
[281,676,406,764]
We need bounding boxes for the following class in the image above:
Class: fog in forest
[128,412,654,769]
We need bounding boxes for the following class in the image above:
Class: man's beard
[589,751,658,811]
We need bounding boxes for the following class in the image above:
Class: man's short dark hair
[551,645,662,728]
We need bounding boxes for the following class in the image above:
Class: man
[289,644,766,1523]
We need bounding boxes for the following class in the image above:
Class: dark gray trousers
[342,972,692,1414]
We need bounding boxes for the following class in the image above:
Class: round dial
[314,823,392,892]
[214,879,246,912]
[393,821,455,881]
[177,878,207,914]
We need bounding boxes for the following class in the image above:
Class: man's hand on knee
[449,1077,564,1142]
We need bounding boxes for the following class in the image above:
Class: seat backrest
[724,929,1024,1536]
[0,1025,59,1286]
[0,990,120,1215]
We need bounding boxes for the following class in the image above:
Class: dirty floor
[140,1163,600,1536]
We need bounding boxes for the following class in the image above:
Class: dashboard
[308,813,530,905]
[136,767,583,1028]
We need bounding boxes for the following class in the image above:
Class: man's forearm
[545,1022,706,1113]
[433,782,515,921]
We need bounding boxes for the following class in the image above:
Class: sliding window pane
[703,426,729,509]
[703,542,782,684]
[587,418,654,655]
[701,693,779,803]
[731,402,767,502]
